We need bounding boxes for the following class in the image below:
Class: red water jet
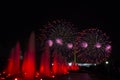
[22,32,36,78]
[6,48,15,74]
[14,42,21,74]
[39,43,51,77]
[5,42,21,75]
[52,51,68,75]
[52,51,58,75]
[68,62,79,71]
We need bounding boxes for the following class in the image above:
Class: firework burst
[37,19,76,60]
[75,28,112,64]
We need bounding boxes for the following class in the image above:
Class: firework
[75,28,112,64]
[37,19,76,59]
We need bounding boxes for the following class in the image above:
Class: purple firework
[48,40,53,47]
[38,19,76,60]
[75,28,112,64]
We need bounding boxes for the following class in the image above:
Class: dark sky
[0,3,119,62]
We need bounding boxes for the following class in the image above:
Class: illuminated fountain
[39,43,51,77]
[52,51,58,75]
[6,48,15,75]
[68,62,79,71]
[22,32,36,78]
[5,42,21,75]
[0,32,74,79]
[14,42,21,74]
[52,51,68,75]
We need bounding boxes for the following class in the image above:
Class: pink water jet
[22,32,36,78]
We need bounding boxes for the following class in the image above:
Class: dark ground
[40,72,119,80]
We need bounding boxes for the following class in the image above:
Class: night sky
[0,3,119,64]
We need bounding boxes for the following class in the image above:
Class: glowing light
[95,42,101,48]
[67,43,73,49]
[52,75,55,78]
[81,42,88,48]
[14,78,18,80]
[94,64,97,66]
[52,63,54,66]
[105,45,111,52]
[40,79,43,80]
[56,38,63,45]
[105,61,109,64]
[68,63,72,66]
[48,40,53,47]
